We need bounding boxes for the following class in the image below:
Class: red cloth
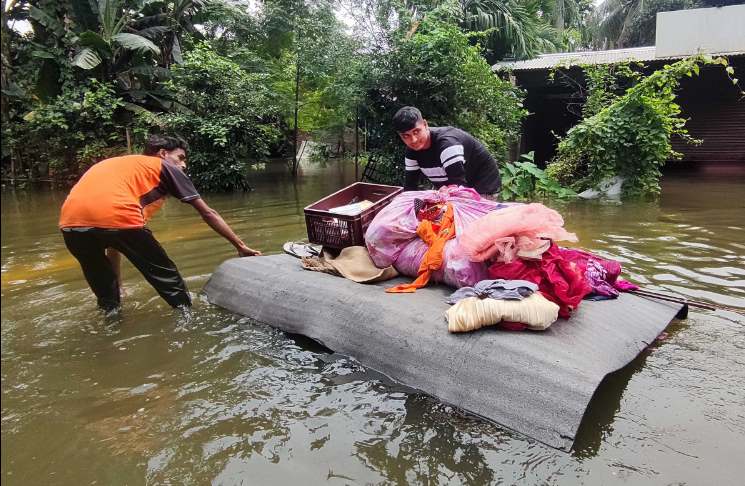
[488,243,592,318]
[499,321,529,331]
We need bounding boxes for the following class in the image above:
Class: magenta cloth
[558,247,622,298]
[460,203,578,263]
[365,186,509,288]
[614,279,639,292]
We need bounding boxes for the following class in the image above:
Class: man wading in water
[59,135,261,312]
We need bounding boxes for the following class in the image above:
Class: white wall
[656,4,745,58]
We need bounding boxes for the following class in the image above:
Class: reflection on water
[2,161,744,484]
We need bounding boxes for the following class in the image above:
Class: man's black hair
[392,106,423,133]
[143,134,189,156]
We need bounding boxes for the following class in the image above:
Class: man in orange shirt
[59,135,261,312]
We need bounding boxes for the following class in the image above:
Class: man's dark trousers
[62,227,191,311]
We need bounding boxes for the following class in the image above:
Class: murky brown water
[2,160,744,485]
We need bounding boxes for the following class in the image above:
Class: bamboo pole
[630,289,743,314]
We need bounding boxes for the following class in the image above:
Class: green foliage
[581,62,642,117]
[547,60,643,118]
[2,0,619,188]
[151,44,282,191]
[547,56,729,198]
[10,79,127,178]
[501,152,576,200]
[365,10,526,162]
[458,0,563,61]
[588,0,702,49]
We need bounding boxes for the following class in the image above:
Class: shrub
[501,152,576,200]
[10,79,127,180]
[152,44,283,191]
[547,56,732,198]
[364,10,525,163]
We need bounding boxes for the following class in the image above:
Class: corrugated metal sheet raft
[204,254,684,451]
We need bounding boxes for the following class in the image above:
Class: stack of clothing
[365,186,507,289]
[457,203,635,321]
[445,279,559,332]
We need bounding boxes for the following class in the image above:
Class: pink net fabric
[460,203,578,263]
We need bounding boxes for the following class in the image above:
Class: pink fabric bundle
[460,203,578,263]
[365,186,507,288]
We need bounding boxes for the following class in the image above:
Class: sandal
[283,241,322,259]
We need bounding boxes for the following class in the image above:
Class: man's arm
[404,157,420,191]
[440,144,467,186]
[188,198,261,257]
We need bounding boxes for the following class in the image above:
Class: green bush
[9,79,127,180]
[547,56,730,198]
[364,10,525,162]
[501,152,576,200]
[151,44,283,191]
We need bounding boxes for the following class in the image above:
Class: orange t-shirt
[59,155,200,229]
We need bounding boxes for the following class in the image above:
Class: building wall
[656,5,745,58]
[669,57,745,175]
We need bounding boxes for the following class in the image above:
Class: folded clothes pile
[444,278,559,332]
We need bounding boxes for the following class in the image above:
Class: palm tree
[69,0,161,71]
[458,0,563,59]
[588,0,714,49]
[587,0,644,49]
[544,0,584,31]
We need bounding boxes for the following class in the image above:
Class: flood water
[2,159,744,485]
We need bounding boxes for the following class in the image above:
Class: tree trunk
[292,59,300,176]
[354,105,359,180]
[555,0,564,30]
[0,0,15,124]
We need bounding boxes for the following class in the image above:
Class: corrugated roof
[205,254,684,451]
[493,47,656,71]
[493,46,745,71]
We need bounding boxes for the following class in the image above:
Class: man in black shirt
[393,106,501,196]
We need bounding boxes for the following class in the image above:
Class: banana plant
[71,0,160,70]
[23,0,207,109]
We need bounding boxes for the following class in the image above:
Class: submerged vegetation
[547,56,738,197]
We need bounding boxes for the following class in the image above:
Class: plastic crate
[304,182,403,249]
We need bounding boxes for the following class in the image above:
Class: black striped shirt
[403,127,501,195]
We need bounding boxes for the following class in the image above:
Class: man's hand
[189,198,262,257]
[237,244,262,257]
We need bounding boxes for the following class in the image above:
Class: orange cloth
[386,204,456,293]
